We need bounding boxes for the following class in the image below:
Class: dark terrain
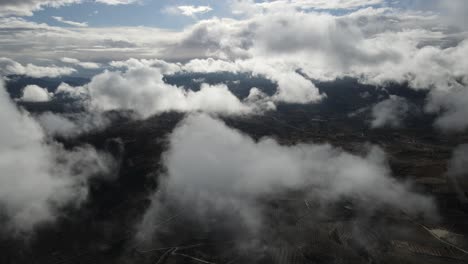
[1,74,468,264]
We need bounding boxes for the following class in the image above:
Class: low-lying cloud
[371,95,409,128]
[0,80,115,234]
[138,114,436,241]
[426,84,468,132]
[447,144,468,203]
[58,65,277,118]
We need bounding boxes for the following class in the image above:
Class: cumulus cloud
[59,65,270,118]
[85,67,246,117]
[55,82,89,100]
[163,7,467,130]
[164,5,213,17]
[20,84,53,102]
[371,95,409,128]
[61,57,101,69]
[181,58,324,104]
[138,114,435,240]
[0,80,115,233]
[52,16,88,27]
[0,57,75,78]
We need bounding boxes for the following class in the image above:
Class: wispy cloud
[52,16,88,27]
[61,57,101,69]
[0,0,139,17]
[0,0,83,17]
[95,0,139,5]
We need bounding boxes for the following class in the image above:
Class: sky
[0,0,466,62]
[0,0,467,130]
[1,0,468,233]
[16,0,464,29]
[0,1,432,29]
[0,0,467,131]
[30,0,230,29]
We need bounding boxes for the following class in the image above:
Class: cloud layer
[0,57,75,78]
[61,57,100,69]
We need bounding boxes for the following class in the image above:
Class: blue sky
[17,0,440,30]
[30,0,232,29]
[24,0,431,30]
[24,0,414,29]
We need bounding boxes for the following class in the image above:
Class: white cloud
[426,82,468,132]
[164,5,213,17]
[61,57,101,69]
[0,0,83,17]
[166,8,468,130]
[20,84,53,102]
[371,95,409,128]
[36,112,78,136]
[181,58,324,104]
[52,16,88,27]
[35,112,113,138]
[0,57,76,78]
[0,80,114,233]
[231,0,384,16]
[138,114,435,239]
[55,82,89,100]
[0,0,139,17]
[60,65,266,118]
[60,59,326,116]
[95,0,139,5]
[409,0,468,30]
[253,0,384,11]
[0,17,179,62]
[109,58,182,74]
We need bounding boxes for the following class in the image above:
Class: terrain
[1,74,468,264]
